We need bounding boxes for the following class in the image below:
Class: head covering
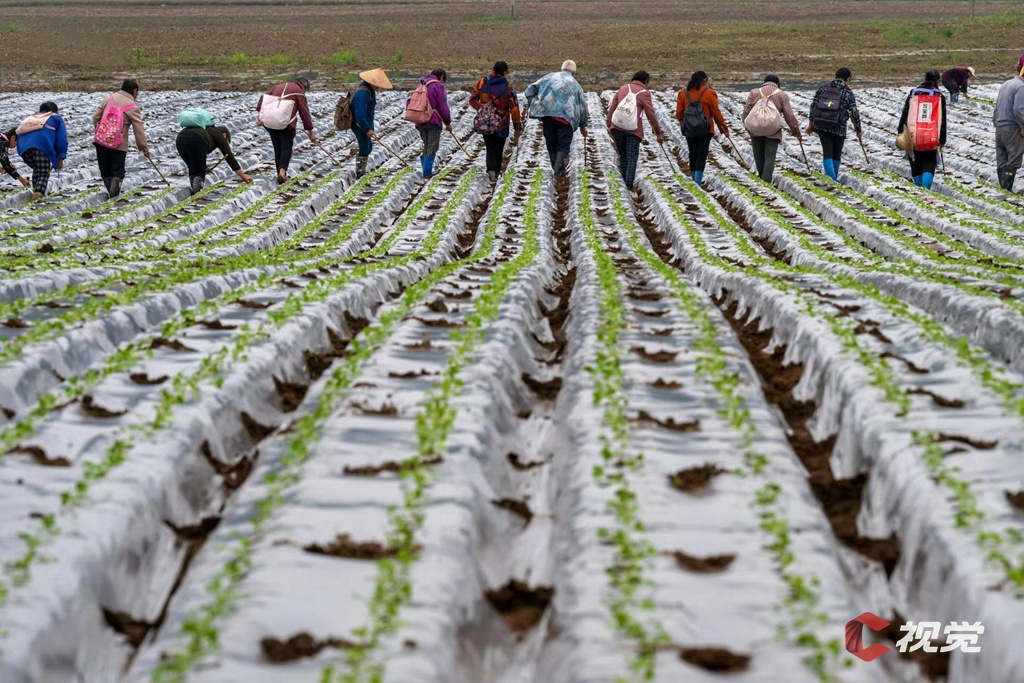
[895,129,914,153]
[359,68,393,90]
[967,67,976,77]
[296,76,312,90]
[561,60,577,73]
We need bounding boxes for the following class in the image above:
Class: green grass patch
[324,50,358,66]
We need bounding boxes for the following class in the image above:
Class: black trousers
[266,126,296,172]
[95,144,127,179]
[909,150,938,177]
[685,133,713,172]
[483,134,507,174]
[541,117,574,177]
[818,131,845,161]
[176,131,209,179]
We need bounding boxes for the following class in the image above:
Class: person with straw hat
[352,67,393,178]
[523,59,589,180]
[257,76,317,184]
[941,66,975,104]
[993,56,1024,192]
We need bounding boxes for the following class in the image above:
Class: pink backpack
[94,94,135,149]
[404,82,434,125]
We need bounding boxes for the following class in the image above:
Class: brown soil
[196,318,237,330]
[149,336,197,352]
[630,346,678,363]
[164,516,221,543]
[129,371,169,385]
[411,316,463,328]
[261,632,357,663]
[634,409,700,433]
[669,550,736,573]
[240,411,276,441]
[304,532,405,560]
[200,441,256,491]
[351,401,399,416]
[273,376,308,412]
[389,369,435,379]
[649,378,683,390]
[880,351,930,374]
[520,372,563,400]
[878,611,951,680]
[342,455,443,476]
[81,394,127,418]
[906,387,966,409]
[6,445,71,467]
[102,609,152,649]
[936,433,998,450]
[1004,490,1024,513]
[3,317,28,328]
[492,497,533,524]
[668,464,728,495]
[232,297,271,309]
[484,579,554,633]
[508,452,546,471]
[426,299,449,314]
[678,646,752,673]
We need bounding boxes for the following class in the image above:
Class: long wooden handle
[148,156,171,187]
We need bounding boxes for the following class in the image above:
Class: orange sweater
[675,85,729,136]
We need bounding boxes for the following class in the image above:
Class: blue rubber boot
[420,156,428,178]
[693,170,704,186]
[823,159,836,180]
[912,175,923,187]
[834,158,842,178]
[921,172,934,190]
[423,156,435,179]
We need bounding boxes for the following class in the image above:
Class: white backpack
[744,86,784,137]
[611,85,640,131]
[260,92,297,130]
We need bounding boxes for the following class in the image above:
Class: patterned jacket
[523,70,589,130]
[470,74,522,138]
[809,79,862,138]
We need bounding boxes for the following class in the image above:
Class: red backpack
[404,81,434,125]
[907,89,941,152]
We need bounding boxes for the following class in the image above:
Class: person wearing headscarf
[524,60,589,179]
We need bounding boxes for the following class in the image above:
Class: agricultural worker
[470,60,523,183]
[175,114,253,195]
[941,67,975,103]
[993,56,1024,192]
[351,68,393,179]
[807,67,862,181]
[408,68,452,180]
[1,129,28,188]
[257,76,317,184]
[524,60,589,180]
[741,74,802,183]
[16,102,67,200]
[91,79,149,198]
[605,70,664,190]
[675,70,729,187]
[897,70,947,190]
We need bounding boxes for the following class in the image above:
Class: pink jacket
[607,81,662,140]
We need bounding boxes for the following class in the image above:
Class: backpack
[405,81,435,125]
[17,112,55,136]
[472,78,511,135]
[610,84,640,131]
[93,95,135,149]
[260,90,297,130]
[744,86,784,137]
[178,107,214,129]
[335,85,369,131]
[681,89,710,137]
[907,89,941,152]
[812,83,844,127]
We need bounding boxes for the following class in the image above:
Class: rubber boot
[423,156,435,179]
[552,150,568,178]
[355,156,367,179]
[190,176,204,195]
[1006,171,1017,192]
[912,175,923,187]
[834,158,842,179]
[693,170,704,186]
[420,156,429,178]
[487,170,497,184]
[109,177,122,198]
[102,177,112,195]
[823,159,836,181]
[921,172,934,190]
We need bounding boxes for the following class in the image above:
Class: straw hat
[359,68,393,90]
[967,67,976,77]
[895,129,914,152]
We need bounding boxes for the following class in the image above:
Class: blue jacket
[523,70,589,130]
[17,114,68,169]
[352,82,377,132]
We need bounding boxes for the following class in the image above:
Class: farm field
[0,84,1023,683]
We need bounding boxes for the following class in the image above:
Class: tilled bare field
[0,87,1023,683]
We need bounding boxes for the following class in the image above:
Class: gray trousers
[996,127,1024,190]
[751,136,780,182]
[419,124,441,157]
